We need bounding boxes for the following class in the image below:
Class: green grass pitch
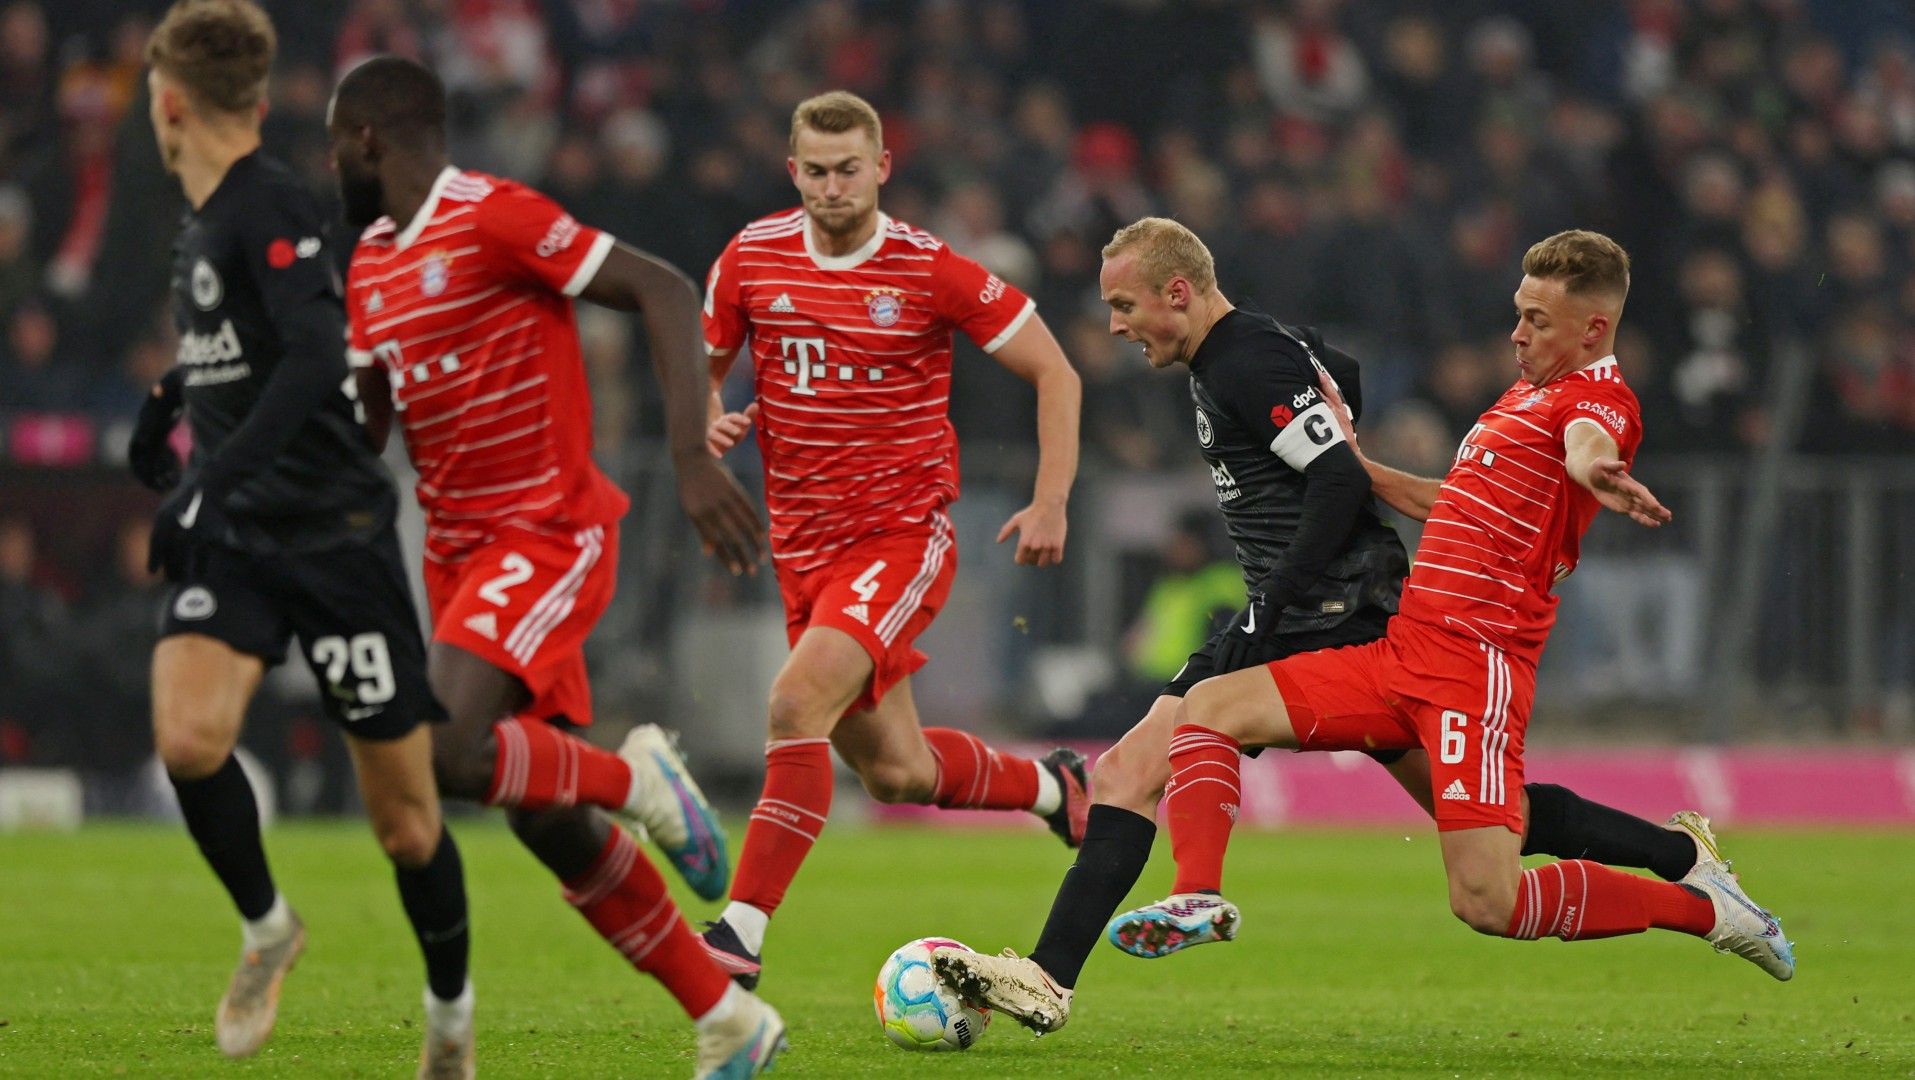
[1,821,1909,1076]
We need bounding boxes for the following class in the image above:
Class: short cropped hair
[331,55,447,141]
[145,0,275,115]
[1522,229,1631,303]
[1102,217,1217,293]
[790,90,883,152]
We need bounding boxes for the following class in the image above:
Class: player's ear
[875,147,892,184]
[786,156,798,185]
[1164,275,1190,309]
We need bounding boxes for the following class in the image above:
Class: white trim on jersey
[561,232,617,297]
[347,347,374,369]
[981,298,1037,354]
[1562,416,1618,446]
[803,212,890,271]
[1268,400,1348,471]
[395,166,461,251]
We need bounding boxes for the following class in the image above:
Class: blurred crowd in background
[3,0,1913,796]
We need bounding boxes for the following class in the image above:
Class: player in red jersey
[697,91,1087,986]
[327,58,784,1079]
[1110,230,1795,980]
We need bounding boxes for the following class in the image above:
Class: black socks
[1522,782,1696,882]
[396,826,471,1001]
[1028,804,1158,989]
[170,755,277,920]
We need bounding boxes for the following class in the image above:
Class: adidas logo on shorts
[463,611,499,641]
[841,602,870,624]
[1441,778,1471,801]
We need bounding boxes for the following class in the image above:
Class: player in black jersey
[132,4,472,1072]
[934,218,1713,1033]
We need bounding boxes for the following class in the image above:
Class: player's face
[1101,253,1186,369]
[147,69,182,173]
[1510,275,1591,385]
[789,127,889,238]
[326,99,385,230]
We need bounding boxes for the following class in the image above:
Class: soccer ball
[872,937,990,1051]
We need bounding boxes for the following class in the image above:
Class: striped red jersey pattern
[345,167,629,563]
[703,209,1035,571]
[1398,356,1643,659]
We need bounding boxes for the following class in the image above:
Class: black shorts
[160,528,441,740]
[1161,604,1405,763]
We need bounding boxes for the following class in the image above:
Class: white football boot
[1684,856,1795,980]
[931,947,1073,1034]
[215,910,306,1057]
[693,989,788,1079]
[416,983,475,1080]
[617,724,729,901]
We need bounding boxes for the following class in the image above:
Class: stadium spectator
[0,514,71,763]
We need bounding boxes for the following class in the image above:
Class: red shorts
[775,513,957,714]
[424,523,617,727]
[1266,615,1535,833]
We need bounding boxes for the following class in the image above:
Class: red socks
[1505,859,1717,940]
[923,727,1040,810]
[563,828,729,1018]
[485,716,634,811]
[1164,724,1244,894]
[730,738,834,917]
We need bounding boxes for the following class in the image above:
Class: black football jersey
[168,152,393,550]
[1187,310,1408,633]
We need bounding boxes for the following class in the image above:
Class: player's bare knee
[1181,679,1249,741]
[1447,882,1515,935]
[153,717,234,779]
[856,759,932,805]
[766,683,834,741]
[1089,747,1159,811]
[374,814,440,868]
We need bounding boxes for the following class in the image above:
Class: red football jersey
[1398,356,1643,658]
[345,168,630,564]
[703,209,1035,571]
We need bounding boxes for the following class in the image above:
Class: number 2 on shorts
[479,552,534,606]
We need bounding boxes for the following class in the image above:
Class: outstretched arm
[1564,419,1670,527]
[985,313,1080,567]
[1315,366,1443,521]
[579,242,766,573]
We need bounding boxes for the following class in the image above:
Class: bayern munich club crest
[866,287,904,327]
[421,251,450,297]
[1195,406,1215,447]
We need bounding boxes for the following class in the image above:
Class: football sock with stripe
[1504,859,1716,940]
[395,825,471,1002]
[170,754,277,921]
[923,728,1041,810]
[729,737,833,918]
[1029,804,1157,988]
[1521,782,1697,881]
[1163,724,1244,895]
[484,715,634,811]
[563,827,730,1018]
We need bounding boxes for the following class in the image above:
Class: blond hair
[1522,229,1631,303]
[146,0,275,115]
[1102,217,1217,293]
[790,90,883,152]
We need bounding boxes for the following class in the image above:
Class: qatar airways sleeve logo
[978,274,1007,305]
[536,214,581,257]
[1576,400,1629,435]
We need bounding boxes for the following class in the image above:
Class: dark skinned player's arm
[576,241,766,573]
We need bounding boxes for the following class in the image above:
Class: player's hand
[1315,367,1360,454]
[1585,458,1672,527]
[674,452,766,575]
[128,374,184,492]
[1212,594,1274,674]
[997,499,1067,567]
[707,402,758,457]
[147,484,228,579]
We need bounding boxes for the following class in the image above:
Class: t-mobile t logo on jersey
[779,336,882,395]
